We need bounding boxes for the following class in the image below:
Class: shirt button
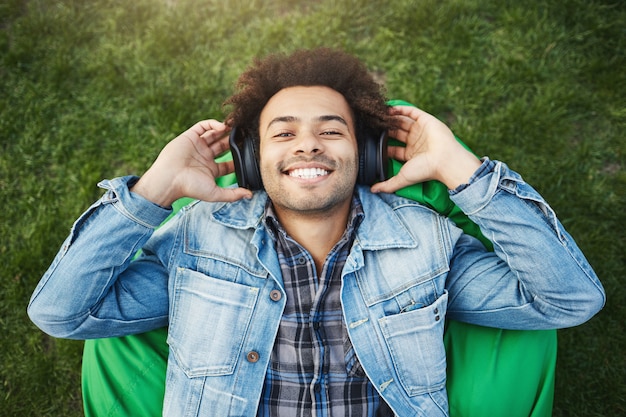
[297,256,306,265]
[314,384,322,393]
[269,290,282,301]
[246,351,260,363]
[312,322,320,330]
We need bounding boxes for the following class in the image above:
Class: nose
[294,131,324,155]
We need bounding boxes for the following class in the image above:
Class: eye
[320,129,346,137]
[273,131,294,138]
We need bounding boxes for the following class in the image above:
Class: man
[29,48,605,416]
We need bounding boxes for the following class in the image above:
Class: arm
[27,176,173,339]
[28,120,252,339]
[446,159,605,329]
[372,106,605,329]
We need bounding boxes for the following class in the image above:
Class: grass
[1,0,624,415]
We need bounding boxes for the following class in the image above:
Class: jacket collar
[209,186,418,250]
[353,186,418,250]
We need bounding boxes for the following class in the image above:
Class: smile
[288,168,330,179]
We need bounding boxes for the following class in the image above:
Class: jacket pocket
[378,290,448,396]
[168,268,260,378]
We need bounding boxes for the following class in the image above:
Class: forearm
[447,159,605,329]
[28,176,172,339]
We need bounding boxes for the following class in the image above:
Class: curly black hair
[223,48,395,141]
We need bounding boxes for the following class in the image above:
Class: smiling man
[28,48,605,416]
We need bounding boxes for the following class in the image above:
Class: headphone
[228,124,388,190]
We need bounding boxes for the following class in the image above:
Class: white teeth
[289,168,329,179]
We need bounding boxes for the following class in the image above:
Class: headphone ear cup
[357,128,388,185]
[229,126,264,190]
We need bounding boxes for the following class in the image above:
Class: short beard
[263,155,358,218]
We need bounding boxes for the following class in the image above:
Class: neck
[272,201,352,272]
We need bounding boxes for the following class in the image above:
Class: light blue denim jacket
[29,160,605,416]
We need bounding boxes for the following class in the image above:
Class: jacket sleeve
[28,176,174,339]
[445,159,605,330]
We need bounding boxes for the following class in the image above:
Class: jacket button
[246,351,260,363]
[269,290,282,301]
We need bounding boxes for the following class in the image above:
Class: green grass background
[1,0,624,415]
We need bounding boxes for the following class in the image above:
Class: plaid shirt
[257,196,393,417]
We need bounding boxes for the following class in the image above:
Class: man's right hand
[130,120,253,207]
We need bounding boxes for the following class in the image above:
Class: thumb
[370,170,413,194]
[202,185,254,203]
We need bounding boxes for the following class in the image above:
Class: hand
[131,120,253,207]
[370,105,481,193]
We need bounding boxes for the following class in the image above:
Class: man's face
[258,86,359,217]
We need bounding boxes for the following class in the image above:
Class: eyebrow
[266,115,349,129]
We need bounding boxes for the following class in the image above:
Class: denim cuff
[449,157,496,195]
[450,159,525,216]
[97,176,172,229]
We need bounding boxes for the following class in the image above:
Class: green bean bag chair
[81,101,557,416]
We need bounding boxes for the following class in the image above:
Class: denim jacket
[29,160,605,416]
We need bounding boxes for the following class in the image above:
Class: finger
[386,145,409,162]
[197,119,227,132]
[391,115,414,130]
[205,135,231,158]
[388,112,423,141]
[199,124,231,143]
[208,185,253,203]
[370,170,413,194]
[390,105,428,120]
[189,119,228,139]
[213,159,237,178]
[387,120,415,142]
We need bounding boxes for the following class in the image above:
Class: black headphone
[228,124,388,190]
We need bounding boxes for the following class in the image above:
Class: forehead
[259,86,354,128]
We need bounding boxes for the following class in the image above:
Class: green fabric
[444,321,556,417]
[82,103,556,416]
[83,328,168,417]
